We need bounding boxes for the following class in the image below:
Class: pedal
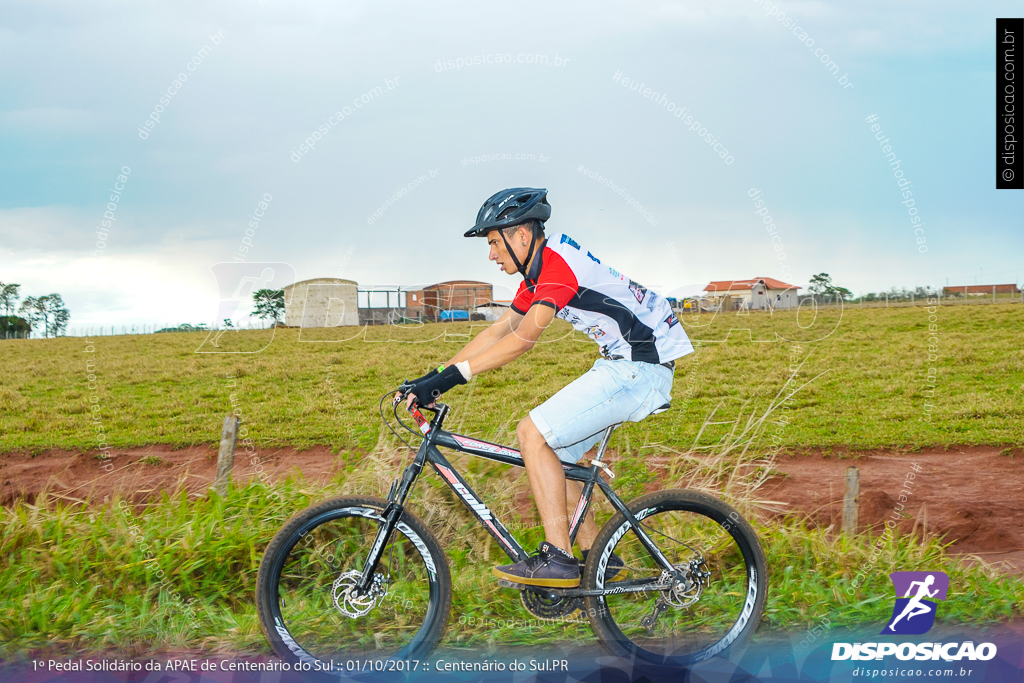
[498,579,527,590]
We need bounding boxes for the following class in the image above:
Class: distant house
[703,277,800,310]
[406,280,494,322]
[943,284,1020,296]
[476,299,511,321]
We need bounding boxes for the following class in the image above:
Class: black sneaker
[492,542,581,587]
[582,548,625,582]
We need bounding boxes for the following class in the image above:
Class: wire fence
[3,290,1022,340]
[2,319,278,340]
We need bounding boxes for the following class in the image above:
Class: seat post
[591,424,619,464]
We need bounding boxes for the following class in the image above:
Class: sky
[1,0,1022,330]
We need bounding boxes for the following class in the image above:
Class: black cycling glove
[408,365,442,386]
[410,364,467,405]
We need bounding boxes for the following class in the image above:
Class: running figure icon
[887,574,938,631]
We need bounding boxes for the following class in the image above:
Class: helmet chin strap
[499,223,539,277]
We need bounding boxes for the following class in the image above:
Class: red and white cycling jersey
[509,233,693,364]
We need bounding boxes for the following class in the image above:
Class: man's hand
[394,366,442,407]
[404,364,468,408]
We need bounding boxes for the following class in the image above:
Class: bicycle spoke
[592,502,760,661]
[273,512,437,661]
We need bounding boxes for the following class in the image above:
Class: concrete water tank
[283,278,359,328]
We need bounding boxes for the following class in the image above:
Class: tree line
[1,283,70,338]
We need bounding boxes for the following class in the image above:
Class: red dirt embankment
[2,445,1022,572]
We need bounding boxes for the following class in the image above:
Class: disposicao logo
[882,571,948,635]
[831,571,998,662]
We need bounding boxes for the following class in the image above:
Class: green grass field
[1,303,1023,657]
[2,303,1022,454]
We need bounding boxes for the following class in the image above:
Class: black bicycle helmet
[465,187,550,276]
[464,187,550,238]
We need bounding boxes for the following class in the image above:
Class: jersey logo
[559,234,581,250]
[664,313,679,328]
[629,279,647,304]
[587,251,600,263]
[584,324,606,338]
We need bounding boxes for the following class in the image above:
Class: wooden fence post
[214,414,240,496]
[842,466,860,535]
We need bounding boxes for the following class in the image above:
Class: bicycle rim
[265,504,443,663]
[586,494,764,664]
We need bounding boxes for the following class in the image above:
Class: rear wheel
[583,489,767,666]
[256,496,451,666]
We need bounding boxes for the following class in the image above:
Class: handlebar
[389,383,446,438]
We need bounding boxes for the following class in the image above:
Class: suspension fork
[355,420,435,594]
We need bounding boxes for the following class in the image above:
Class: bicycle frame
[356,400,681,596]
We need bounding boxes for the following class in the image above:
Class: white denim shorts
[528,358,674,464]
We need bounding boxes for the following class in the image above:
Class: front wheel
[256,496,452,666]
[583,489,767,667]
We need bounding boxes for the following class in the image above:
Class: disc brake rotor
[332,571,386,618]
[665,557,710,608]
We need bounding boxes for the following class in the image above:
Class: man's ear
[519,223,531,243]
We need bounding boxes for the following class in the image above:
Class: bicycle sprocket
[520,589,584,620]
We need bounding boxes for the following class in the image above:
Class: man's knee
[517,416,545,451]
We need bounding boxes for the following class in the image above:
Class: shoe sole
[491,567,580,588]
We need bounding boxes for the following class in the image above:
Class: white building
[703,277,801,310]
[284,278,359,327]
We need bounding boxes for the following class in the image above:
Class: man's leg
[517,416,572,554]
[564,479,599,551]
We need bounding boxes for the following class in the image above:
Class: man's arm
[443,307,523,367]
[460,303,556,374]
[403,306,543,408]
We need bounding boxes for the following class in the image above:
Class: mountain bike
[256,385,767,669]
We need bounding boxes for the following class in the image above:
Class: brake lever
[392,382,413,407]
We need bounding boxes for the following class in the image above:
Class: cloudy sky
[1,0,1021,330]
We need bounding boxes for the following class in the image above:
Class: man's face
[486,226,528,275]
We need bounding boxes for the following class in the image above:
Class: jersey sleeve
[531,248,578,310]
[509,280,532,315]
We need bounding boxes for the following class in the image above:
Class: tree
[808,273,833,296]
[808,273,852,301]
[253,288,285,326]
[0,283,21,316]
[18,297,43,336]
[18,293,70,338]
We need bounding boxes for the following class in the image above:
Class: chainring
[520,588,584,620]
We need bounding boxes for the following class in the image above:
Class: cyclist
[403,187,694,587]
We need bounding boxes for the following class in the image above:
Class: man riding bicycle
[403,187,694,588]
